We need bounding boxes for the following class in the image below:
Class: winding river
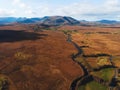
[66,34,119,90]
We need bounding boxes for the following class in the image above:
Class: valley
[0,24,120,90]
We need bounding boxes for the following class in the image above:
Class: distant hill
[0,17,40,24]
[0,16,80,25]
[79,20,120,26]
[39,16,80,25]
[0,17,27,25]
[0,17,17,24]
[97,20,119,24]
[0,16,120,26]
[17,18,41,24]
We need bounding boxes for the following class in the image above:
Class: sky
[0,0,120,21]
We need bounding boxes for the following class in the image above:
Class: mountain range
[0,16,120,26]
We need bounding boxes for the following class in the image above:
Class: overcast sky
[0,0,120,21]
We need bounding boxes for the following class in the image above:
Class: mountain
[97,20,119,24]
[0,17,41,24]
[0,17,17,24]
[0,17,120,26]
[0,16,80,25]
[39,16,80,25]
[17,18,41,24]
[79,20,120,26]
[0,17,27,25]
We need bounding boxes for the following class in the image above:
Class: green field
[78,81,107,90]
[91,68,114,81]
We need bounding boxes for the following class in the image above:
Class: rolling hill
[39,16,80,25]
[0,16,120,26]
[0,16,80,25]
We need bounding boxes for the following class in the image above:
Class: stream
[67,34,89,90]
[66,34,119,90]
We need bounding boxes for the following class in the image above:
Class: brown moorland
[60,25,120,68]
[0,25,82,90]
[0,24,120,90]
[59,25,120,90]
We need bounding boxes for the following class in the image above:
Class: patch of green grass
[100,68,114,81]
[62,30,78,35]
[78,85,85,90]
[92,68,114,81]
[45,27,57,31]
[86,81,107,90]
[78,81,107,90]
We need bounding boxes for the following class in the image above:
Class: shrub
[97,57,109,66]
[14,52,32,60]
[62,30,73,35]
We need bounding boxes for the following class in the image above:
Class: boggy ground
[67,26,120,68]
[59,25,120,90]
[0,25,120,90]
[0,25,82,90]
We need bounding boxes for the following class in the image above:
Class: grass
[99,68,114,81]
[112,56,120,67]
[14,51,32,60]
[97,57,110,66]
[78,81,107,90]
[92,68,114,81]
[78,85,85,90]
[62,30,78,35]
[86,81,107,90]
[75,57,84,62]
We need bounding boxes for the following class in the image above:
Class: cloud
[12,0,20,4]
[46,0,120,20]
[25,10,36,15]
[105,0,119,6]
[0,9,16,16]
[1,0,120,20]
[26,0,114,20]
[12,0,27,8]
[11,0,35,17]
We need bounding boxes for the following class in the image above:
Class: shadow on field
[0,30,47,42]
